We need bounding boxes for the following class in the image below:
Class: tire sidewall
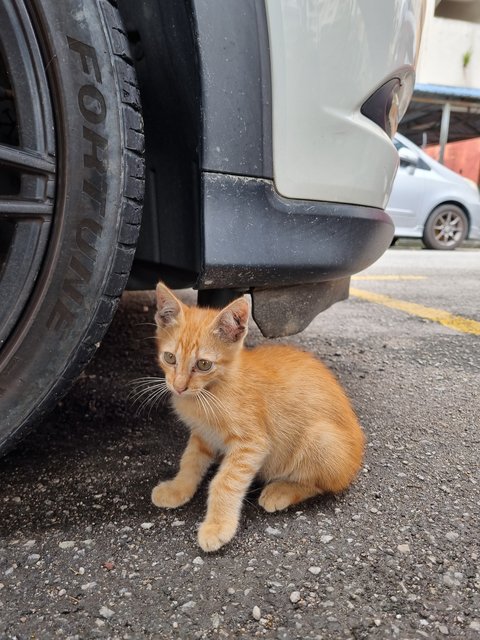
[0,0,126,442]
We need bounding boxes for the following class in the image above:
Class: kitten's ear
[155,282,184,328]
[212,297,249,343]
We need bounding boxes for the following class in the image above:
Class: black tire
[422,204,468,250]
[0,0,144,453]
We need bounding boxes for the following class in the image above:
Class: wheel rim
[432,209,465,248]
[0,0,56,349]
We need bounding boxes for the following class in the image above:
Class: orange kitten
[150,283,365,552]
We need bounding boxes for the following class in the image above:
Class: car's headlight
[463,177,480,199]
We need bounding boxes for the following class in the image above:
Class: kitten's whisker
[242,495,260,511]
[205,394,225,415]
[147,387,170,420]
[153,387,171,407]
[195,392,207,418]
[147,385,170,404]
[129,376,166,385]
[132,392,161,411]
[196,392,214,426]
[195,393,217,428]
[136,387,170,417]
[127,380,165,394]
[205,391,222,418]
[130,389,163,406]
[128,382,167,402]
[128,379,165,391]
[201,388,228,415]
[129,383,169,406]
[198,390,221,427]
[128,381,165,394]
[194,395,202,416]
[201,387,224,406]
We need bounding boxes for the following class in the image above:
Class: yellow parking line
[350,288,480,336]
[352,275,427,281]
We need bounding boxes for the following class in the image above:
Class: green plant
[463,49,472,68]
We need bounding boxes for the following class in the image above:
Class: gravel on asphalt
[0,250,479,639]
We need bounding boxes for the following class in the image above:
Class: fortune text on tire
[47,38,109,332]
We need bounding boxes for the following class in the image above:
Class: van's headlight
[463,177,480,198]
[361,70,415,139]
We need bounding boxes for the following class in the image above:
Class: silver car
[388,134,480,249]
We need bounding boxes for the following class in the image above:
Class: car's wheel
[0,0,144,453]
[422,204,468,250]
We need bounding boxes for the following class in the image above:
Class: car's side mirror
[398,147,419,174]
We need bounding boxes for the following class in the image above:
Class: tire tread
[1,0,145,454]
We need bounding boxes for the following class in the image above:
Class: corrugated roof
[398,84,480,145]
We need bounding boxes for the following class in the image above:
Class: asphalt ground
[0,248,479,639]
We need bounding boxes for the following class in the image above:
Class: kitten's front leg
[152,434,215,509]
[198,445,265,552]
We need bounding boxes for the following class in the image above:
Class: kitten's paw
[151,481,192,509]
[197,520,237,552]
[258,482,296,512]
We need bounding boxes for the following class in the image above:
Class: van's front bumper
[198,172,394,336]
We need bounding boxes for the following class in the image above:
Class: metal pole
[439,102,451,164]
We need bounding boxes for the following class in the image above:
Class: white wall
[416,0,480,88]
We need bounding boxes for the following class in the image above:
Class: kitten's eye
[196,359,212,372]
[163,351,176,365]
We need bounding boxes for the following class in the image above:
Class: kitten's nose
[174,383,188,395]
